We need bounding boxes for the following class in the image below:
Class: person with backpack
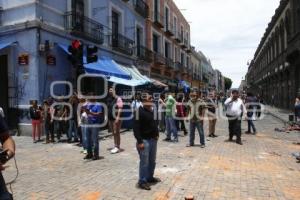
[29,100,42,143]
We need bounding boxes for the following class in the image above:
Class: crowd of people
[25,87,269,190]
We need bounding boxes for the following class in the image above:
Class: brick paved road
[2,114,300,200]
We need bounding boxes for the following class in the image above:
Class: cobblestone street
[3,114,300,200]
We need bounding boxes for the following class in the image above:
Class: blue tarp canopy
[84,58,132,80]
[58,43,147,86]
[108,76,148,87]
[0,42,14,50]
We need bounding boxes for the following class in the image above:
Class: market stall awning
[83,58,131,80]
[108,76,148,87]
[117,64,151,85]
[151,78,168,87]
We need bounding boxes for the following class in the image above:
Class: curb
[266,110,289,124]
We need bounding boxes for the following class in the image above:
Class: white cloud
[173,0,280,87]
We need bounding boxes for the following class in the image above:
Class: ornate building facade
[246,0,300,109]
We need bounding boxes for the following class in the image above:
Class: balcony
[136,45,153,62]
[186,47,192,54]
[175,32,183,43]
[135,0,149,18]
[165,22,174,36]
[153,11,164,28]
[110,33,134,56]
[181,39,188,49]
[65,12,104,44]
[154,52,165,65]
[174,62,183,71]
[165,57,174,69]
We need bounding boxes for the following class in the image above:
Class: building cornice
[253,0,289,60]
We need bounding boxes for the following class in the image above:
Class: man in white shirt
[224,90,246,145]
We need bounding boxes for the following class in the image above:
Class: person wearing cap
[224,90,246,145]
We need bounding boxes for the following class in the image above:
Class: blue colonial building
[0,0,152,132]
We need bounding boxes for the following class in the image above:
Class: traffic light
[68,40,83,66]
[87,46,98,63]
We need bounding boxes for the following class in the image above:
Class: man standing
[164,94,178,142]
[0,115,15,200]
[186,90,206,148]
[133,92,160,190]
[107,87,123,154]
[84,98,102,160]
[245,93,257,135]
[206,92,218,137]
[224,90,246,145]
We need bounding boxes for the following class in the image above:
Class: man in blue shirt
[0,115,15,200]
[84,98,103,160]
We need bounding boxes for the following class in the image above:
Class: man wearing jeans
[164,94,178,142]
[67,95,79,143]
[224,90,246,145]
[186,90,206,148]
[245,93,257,135]
[84,98,102,160]
[133,92,160,190]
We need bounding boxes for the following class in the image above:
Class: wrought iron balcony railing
[153,11,164,28]
[165,57,174,69]
[136,45,153,62]
[65,11,104,44]
[181,38,188,48]
[110,33,134,55]
[175,62,183,71]
[135,0,149,18]
[165,21,174,36]
[154,52,165,64]
[175,32,183,43]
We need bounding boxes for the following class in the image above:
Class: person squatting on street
[186,90,206,148]
[107,87,124,154]
[164,93,178,142]
[224,90,247,145]
[133,92,161,190]
[0,115,16,200]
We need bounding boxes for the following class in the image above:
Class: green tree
[224,77,233,91]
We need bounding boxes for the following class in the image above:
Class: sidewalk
[264,105,294,124]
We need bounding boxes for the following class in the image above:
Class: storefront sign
[18,54,29,65]
[46,54,56,65]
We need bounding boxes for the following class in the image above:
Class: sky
[173,0,281,88]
